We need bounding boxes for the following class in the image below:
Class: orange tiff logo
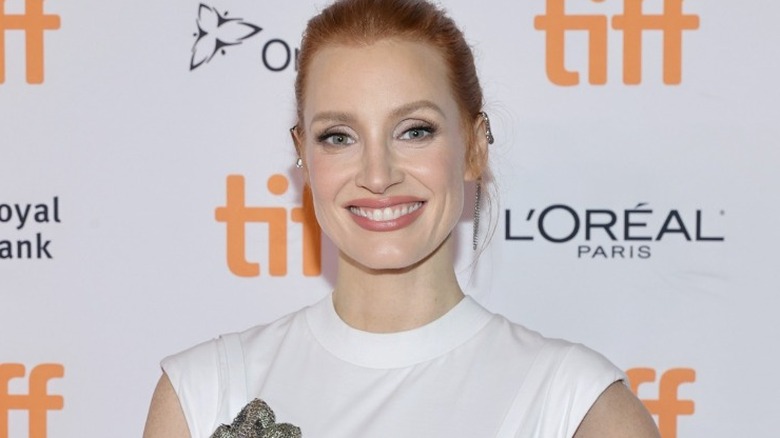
[0,0,60,84]
[627,367,695,438]
[0,363,63,438]
[216,174,322,277]
[534,0,699,85]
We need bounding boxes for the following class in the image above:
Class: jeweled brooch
[210,398,301,438]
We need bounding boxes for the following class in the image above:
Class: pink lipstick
[345,197,426,232]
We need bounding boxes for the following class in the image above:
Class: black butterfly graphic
[190,4,263,71]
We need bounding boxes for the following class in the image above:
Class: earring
[479,112,494,145]
[290,125,303,169]
[472,112,492,251]
[473,179,481,251]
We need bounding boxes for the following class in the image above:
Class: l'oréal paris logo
[504,203,725,259]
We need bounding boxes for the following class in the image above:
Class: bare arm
[143,373,191,438]
[573,381,660,438]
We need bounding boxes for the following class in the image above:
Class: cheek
[429,141,467,188]
[308,180,339,244]
[306,151,338,196]
[305,155,347,231]
[435,141,468,215]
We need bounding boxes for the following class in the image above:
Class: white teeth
[349,202,423,222]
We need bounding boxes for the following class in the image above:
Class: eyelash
[400,123,438,141]
[316,130,353,146]
[314,122,439,147]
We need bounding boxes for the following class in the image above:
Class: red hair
[294,0,485,150]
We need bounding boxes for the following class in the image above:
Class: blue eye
[399,126,435,141]
[318,132,355,146]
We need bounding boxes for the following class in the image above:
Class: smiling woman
[301,40,471,272]
[143,1,660,437]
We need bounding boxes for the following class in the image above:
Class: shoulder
[162,306,304,379]
[143,373,190,438]
[160,308,305,437]
[521,332,627,426]
[161,309,299,396]
[488,313,624,382]
[540,341,629,436]
[160,335,223,436]
[574,381,660,438]
[485,314,630,437]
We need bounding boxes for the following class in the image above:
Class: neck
[332,236,464,333]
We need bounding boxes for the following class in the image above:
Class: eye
[399,126,435,141]
[318,131,355,146]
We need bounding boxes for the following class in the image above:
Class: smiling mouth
[348,202,424,222]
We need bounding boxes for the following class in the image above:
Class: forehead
[303,39,458,123]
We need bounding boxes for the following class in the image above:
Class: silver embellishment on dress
[210,398,302,438]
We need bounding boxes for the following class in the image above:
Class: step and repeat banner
[2,0,778,437]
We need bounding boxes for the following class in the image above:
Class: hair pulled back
[294,0,484,142]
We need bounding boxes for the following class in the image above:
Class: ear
[290,125,310,184]
[290,124,303,157]
[464,114,489,181]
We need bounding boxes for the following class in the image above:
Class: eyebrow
[310,100,445,126]
[311,111,355,125]
[390,100,445,119]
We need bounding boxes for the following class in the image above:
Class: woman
[144,0,659,436]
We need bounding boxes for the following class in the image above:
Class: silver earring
[473,179,481,251]
[479,112,494,145]
[290,125,303,170]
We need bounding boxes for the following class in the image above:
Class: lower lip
[348,203,426,232]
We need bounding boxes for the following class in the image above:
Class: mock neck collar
[305,293,493,369]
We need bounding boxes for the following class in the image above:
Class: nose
[354,138,403,194]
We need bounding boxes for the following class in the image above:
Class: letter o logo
[262,39,291,72]
[538,204,580,243]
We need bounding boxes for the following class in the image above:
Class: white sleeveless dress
[162,294,625,437]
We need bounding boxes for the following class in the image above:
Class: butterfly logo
[190,4,263,71]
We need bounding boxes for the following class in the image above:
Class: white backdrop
[1,0,778,437]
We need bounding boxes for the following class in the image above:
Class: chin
[341,232,454,273]
[341,247,428,273]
